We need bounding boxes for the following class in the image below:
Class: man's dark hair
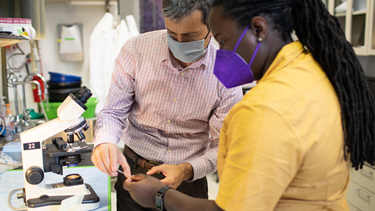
[212,0,375,170]
[162,0,212,26]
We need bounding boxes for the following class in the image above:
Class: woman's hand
[123,174,165,208]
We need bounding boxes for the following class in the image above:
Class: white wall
[39,1,118,86]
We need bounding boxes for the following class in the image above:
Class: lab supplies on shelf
[0,17,35,39]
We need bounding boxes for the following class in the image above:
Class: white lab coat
[115,19,131,59]
[90,13,138,114]
[126,15,140,37]
[89,13,116,114]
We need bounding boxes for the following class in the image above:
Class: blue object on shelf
[0,126,4,136]
[49,72,82,82]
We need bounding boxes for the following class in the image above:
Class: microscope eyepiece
[65,86,92,111]
[75,86,92,105]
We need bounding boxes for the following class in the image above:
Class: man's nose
[176,35,187,43]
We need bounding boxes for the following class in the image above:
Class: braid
[293,0,375,169]
[213,0,375,169]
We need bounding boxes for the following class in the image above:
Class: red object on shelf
[32,76,45,102]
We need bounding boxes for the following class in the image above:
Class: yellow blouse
[216,41,350,211]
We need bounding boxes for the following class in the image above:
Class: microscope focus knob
[51,164,62,174]
[25,167,44,185]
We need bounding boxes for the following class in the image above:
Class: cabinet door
[350,164,375,193]
[348,201,362,211]
[346,181,375,211]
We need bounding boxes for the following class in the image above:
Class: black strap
[156,186,172,211]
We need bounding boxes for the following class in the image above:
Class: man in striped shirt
[91,0,242,210]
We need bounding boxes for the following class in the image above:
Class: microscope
[18,86,100,210]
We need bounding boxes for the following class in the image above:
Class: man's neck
[169,51,191,68]
[176,59,191,68]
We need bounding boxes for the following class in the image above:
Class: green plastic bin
[42,97,98,120]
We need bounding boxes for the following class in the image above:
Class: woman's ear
[250,16,268,42]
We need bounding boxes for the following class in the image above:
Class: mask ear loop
[248,42,261,68]
[204,30,211,39]
[231,26,250,57]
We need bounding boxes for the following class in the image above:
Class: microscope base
[26,184,100,211]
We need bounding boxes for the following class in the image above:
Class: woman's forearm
[163,189,223,211]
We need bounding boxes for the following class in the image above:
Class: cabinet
[346,164,375,211]
[325,0,375,55]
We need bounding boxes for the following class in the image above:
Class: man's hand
[91,143,131,178]
[146,163,193,189]
[123,174,165,208]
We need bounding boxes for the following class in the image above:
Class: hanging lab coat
[126,15,140,37]
[115,19,131,59]
[89,13,116,114]
[90,13,138,114]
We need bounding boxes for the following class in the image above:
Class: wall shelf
[0,34,29,47]
[0,39,21,48]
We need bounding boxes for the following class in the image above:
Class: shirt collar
[161,31,216,70]
[259,41,305,82]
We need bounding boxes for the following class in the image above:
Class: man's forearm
[163,189,222,211]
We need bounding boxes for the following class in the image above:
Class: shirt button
[174,98,178,102]
[168,150,171,153]
[181,72,185,76]
[167,120,171,123]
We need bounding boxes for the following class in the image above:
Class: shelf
[353,10,366,15]
[353,46,367,55]
[335,10,367,17]
[0,39,21,47]
[0,34,29,47]
[335,12,346,17]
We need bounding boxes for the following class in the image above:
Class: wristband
[156,185,172,211]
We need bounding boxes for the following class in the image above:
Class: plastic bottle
[0,97,6,136]
[5,104,15,141]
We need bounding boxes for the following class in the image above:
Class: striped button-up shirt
[93,30,243,180]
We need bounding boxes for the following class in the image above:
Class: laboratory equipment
[23,73,49,122]
[11,78,44,132]
[0,96,6,136]
[4,103,15,141]
[17,86,100,210]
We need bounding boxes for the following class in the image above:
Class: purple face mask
[214,26,261,88]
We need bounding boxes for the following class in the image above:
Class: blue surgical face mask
[167,31,210,63]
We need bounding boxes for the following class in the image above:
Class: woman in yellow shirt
[123,0,375,210]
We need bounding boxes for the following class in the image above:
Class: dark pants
[115,151,208,211]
